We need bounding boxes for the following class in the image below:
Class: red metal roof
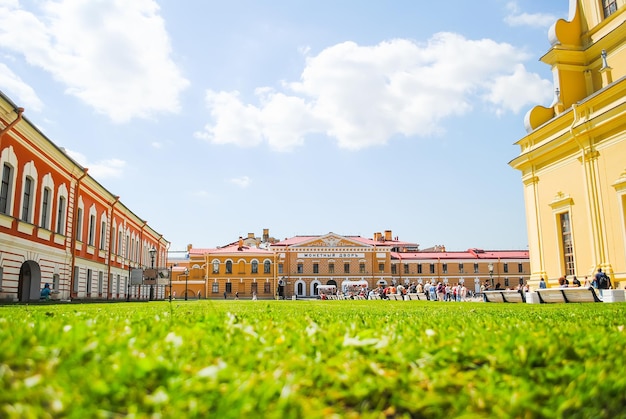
[392,249,528,260]
[189,243,273,255]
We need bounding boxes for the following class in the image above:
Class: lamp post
[168,265,173,302]
[149,246,156,301]
[184,268,189,301]
[488,263,494,288]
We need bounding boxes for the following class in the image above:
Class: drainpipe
[69,169,89,299]
[0,107,24,144]
[105,196,120,300]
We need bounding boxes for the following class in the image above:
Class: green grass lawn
[1,300,625,418]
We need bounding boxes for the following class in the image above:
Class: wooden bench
[483,290,526,303]
[535,287,602,303]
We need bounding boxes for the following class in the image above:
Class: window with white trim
[56,195,66,234]
[40,186,51,229]
[21,176,34,222]
[0,163,14,215]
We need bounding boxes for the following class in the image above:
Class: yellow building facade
[169,230,529,299]
[510,0,626,288]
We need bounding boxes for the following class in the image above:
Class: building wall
[0,91,168,301]
[510,0,626,288]
[172,233,529,299]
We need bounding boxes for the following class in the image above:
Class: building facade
[172,230,529,299]
[510,0,625,288]
[0,91,168,302]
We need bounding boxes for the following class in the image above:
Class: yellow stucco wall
[511,1,626,289]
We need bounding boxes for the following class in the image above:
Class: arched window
[226,260,232,274]
[213,260,219,274]
[264,260,271,274]
[297,282,304,296]
[251,260,258,274]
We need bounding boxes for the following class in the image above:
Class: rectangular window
[329,263,335,274]
[75,208,83,241]
[378,263,384,273]
[56,196,66,234]
[429,264,435,274]
[603,0,618,18]
[99,221,106,249]
[474,263,479,274]
[98,271,103,294]
[212,283,219,293]
[117,275,121,295]
[278,264,283,274]
[359,263,366,274]
[518,263,523,273]
[313,263,319,274]
[297,263,303,274]
[73,266,79,292]
[417,263,422,274]
[391,265,397,275]
[0,267,3,290]
[504,277,509,287]
[52,273,59,290]
[264,282,271,294]
[86,269,92,294]
[251,282,258,295]
[225,283,232,293]
[21,176,33,222]
[238,283,245,294]
[41,187,51,229]
[403,264,409,274]
[88,215,96,246]
[503,263,509,273]
[0,164,12,215]
[343,263,350,274]
[442,263,448,274]
[458,263,464,274]
[560,212,575,276]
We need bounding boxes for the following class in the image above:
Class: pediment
[292,233,371,249]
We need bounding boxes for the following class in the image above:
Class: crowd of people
[320,282,483,302]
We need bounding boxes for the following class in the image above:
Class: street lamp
[168,265,173,302]
[184,268,189,301]
[149,246,157,301]
[488,263,494,288]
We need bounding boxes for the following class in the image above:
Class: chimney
[248,232,255,239]
[384,230,392,241]
[263,228,269,242]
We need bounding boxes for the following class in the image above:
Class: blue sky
[0,0,568,251]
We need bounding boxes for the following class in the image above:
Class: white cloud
[196,33,549,151]
[229,176,250,188]
[64,149,126,179]
[485,64,553,116]
[504,1,557,28]
[0,0,189,123]
[0,63,44,111]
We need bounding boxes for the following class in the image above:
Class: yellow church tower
[510,0,626,288]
